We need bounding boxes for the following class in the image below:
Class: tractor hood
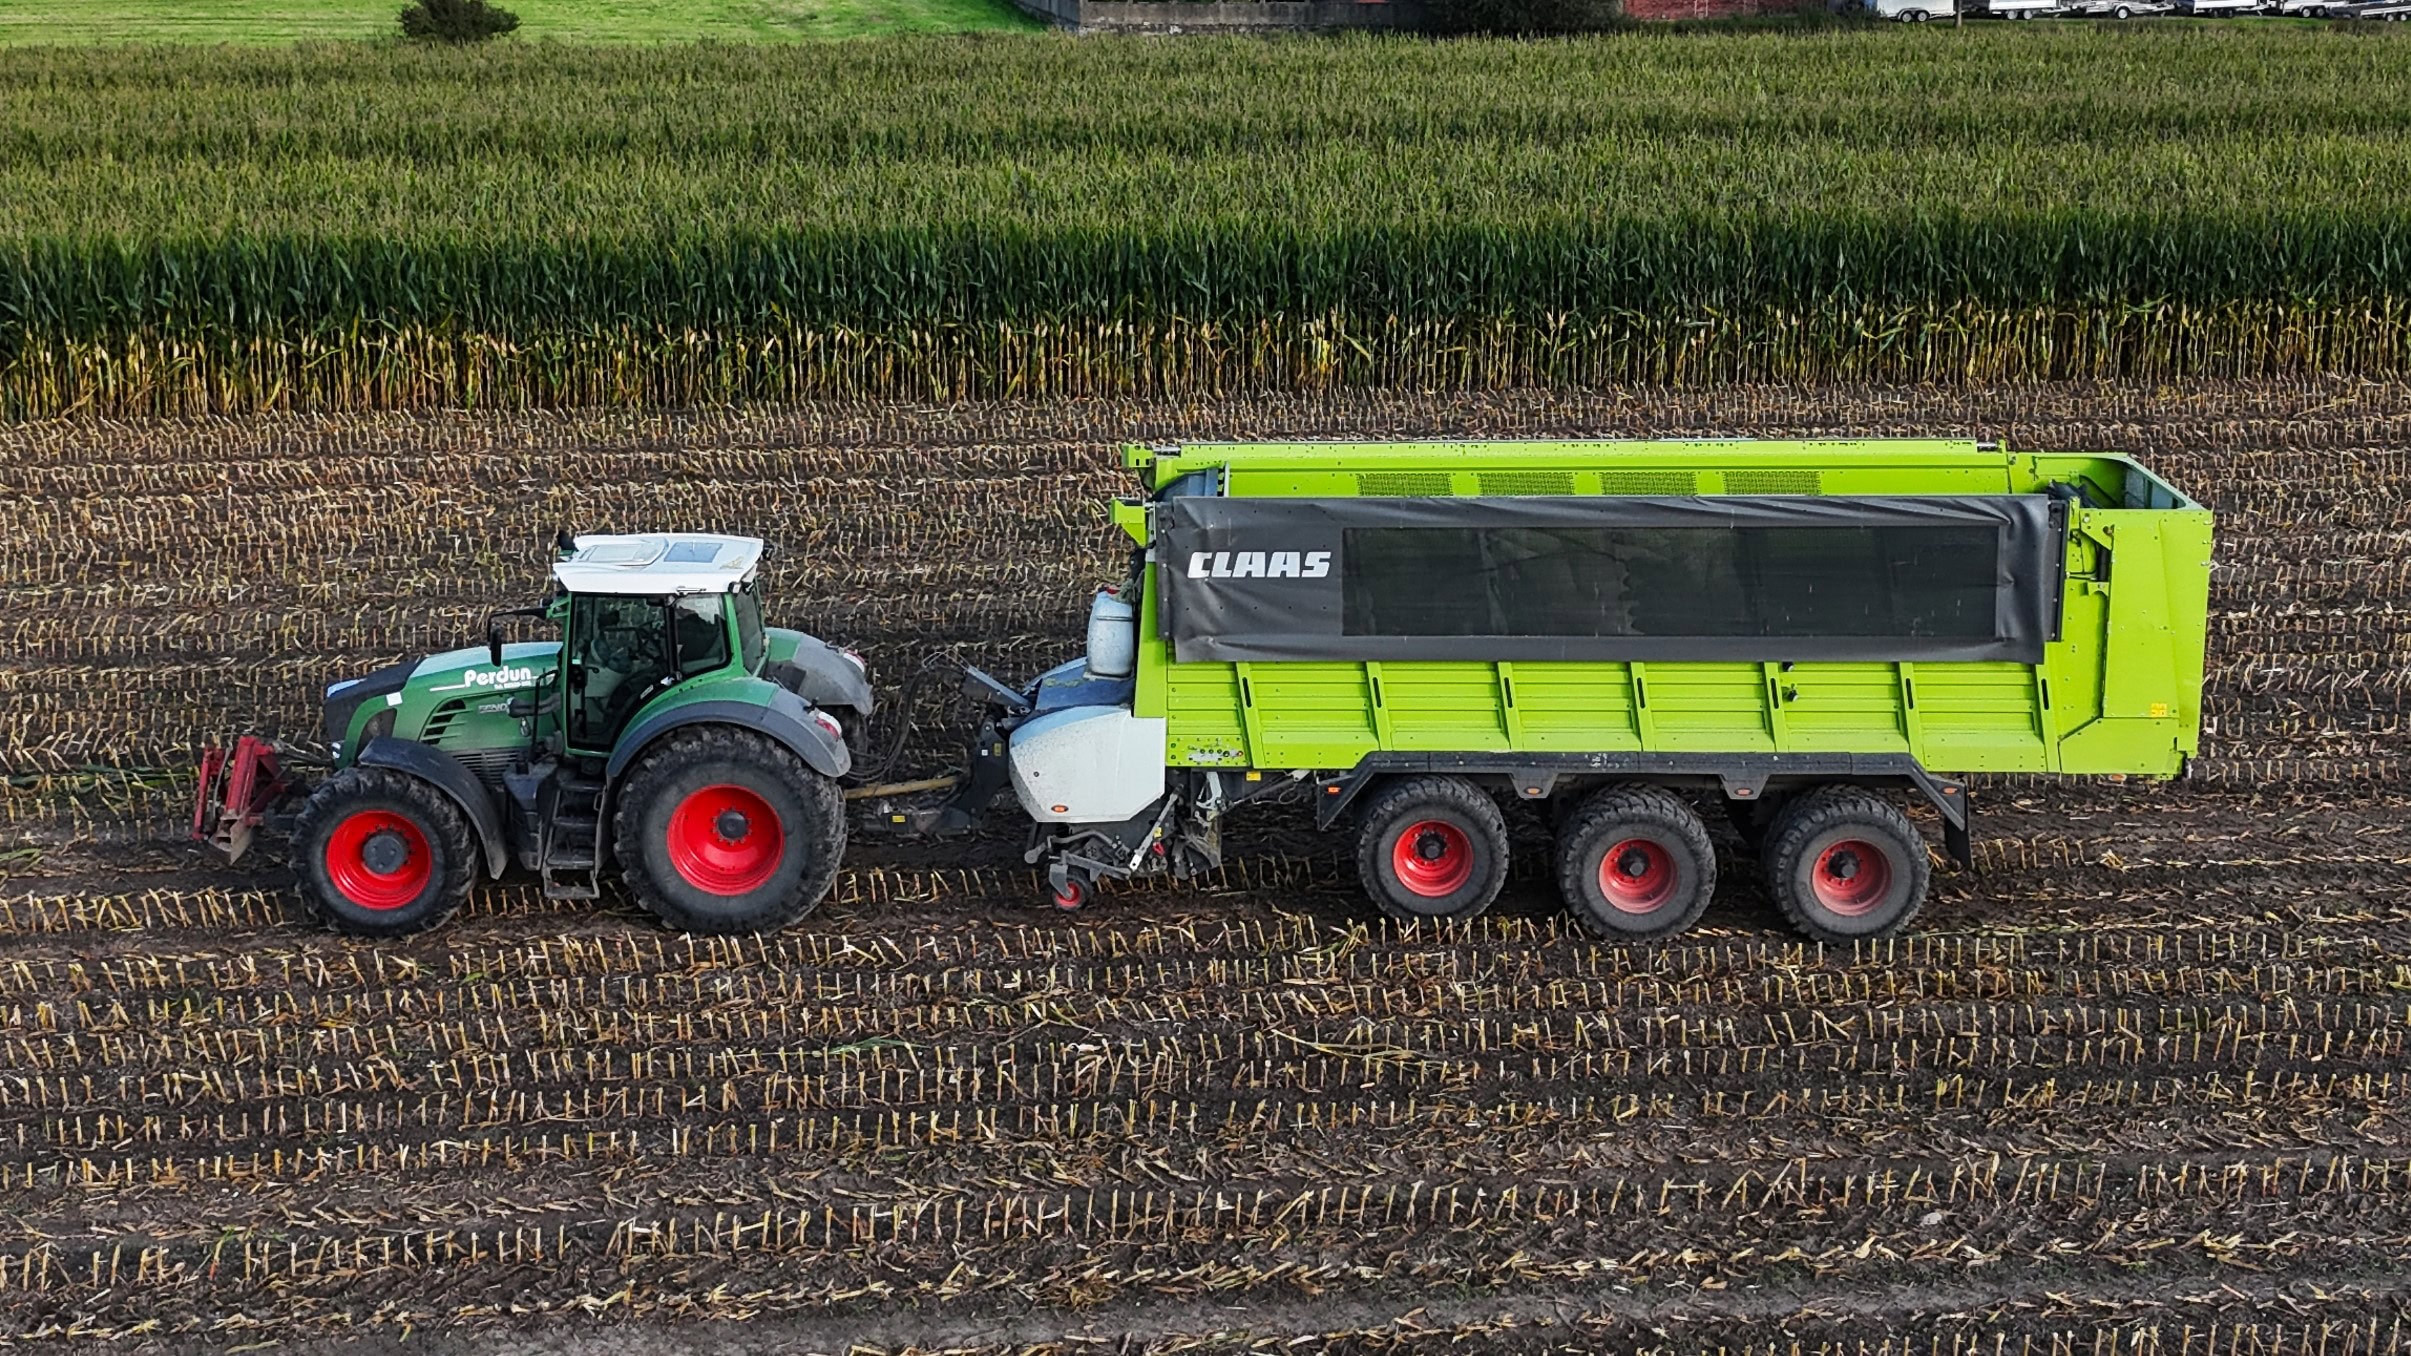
[322,643,560,758]
[407,642,561,697]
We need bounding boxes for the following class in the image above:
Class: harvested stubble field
[2,380,2410,1353]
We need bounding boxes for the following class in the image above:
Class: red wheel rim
[1596,837,1678,915]
[1391,819,1474,897]
[324,809,433,910]
[1811,838,1894,916]
[666,784,787,896]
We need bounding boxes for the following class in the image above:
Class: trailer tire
[1556,786,1717,942]
[1762,786,1930,943]
[1355,777,1509,923]
[613,726,845,935]
[293,766,478,938]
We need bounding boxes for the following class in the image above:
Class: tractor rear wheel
[1555,785,1717,941]
[1354,776,1510,923]
[612,726,844,935]
[293,767,478,937]
[1761,786,1930,943]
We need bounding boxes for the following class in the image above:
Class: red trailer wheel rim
[1811,839,1893,916]
[1596,838,1678,915]
[1392,819,1474,897]
[667,784,787,896]
[324,810,432,910]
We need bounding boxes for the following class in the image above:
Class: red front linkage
[193,735,289,865]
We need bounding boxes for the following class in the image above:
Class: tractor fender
[356,737,510,879]
[605,690,853,785]
[766,636,874,720]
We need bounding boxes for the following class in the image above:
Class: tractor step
[534,765,606,900]
[540,866,602,900]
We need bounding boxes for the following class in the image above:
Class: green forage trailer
[970,438,2212,941]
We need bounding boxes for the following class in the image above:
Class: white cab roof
[551,533,764,596]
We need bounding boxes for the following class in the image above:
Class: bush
[398,0,521,43]
[1423,0,1620,34]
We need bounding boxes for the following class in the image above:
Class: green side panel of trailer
[1126,439,2211,781]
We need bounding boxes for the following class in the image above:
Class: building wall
[1011,0,1804,26]
[1011,0,1425,29]
[1623,0,1798,16]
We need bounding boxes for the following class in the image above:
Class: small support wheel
[1761,786,1931,943]
[292,766,478,937]
[1354,776,1509,923]
[614,726,845,934]
[1555,785,1716,941]
[1047,861,1092,911]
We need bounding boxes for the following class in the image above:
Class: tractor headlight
[360,708,397,746]
[837,647,866,673]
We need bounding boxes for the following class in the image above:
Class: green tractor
[195,533,874,936]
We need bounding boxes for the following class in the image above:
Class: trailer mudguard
[356,736,511,878]
[606,689,852,784]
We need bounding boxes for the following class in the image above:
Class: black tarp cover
[1159,495,2063,665]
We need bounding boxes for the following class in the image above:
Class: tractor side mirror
[485,604,551,667]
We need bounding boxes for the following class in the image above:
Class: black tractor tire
[1555,785,1717,942]
[293,766,479,938]
[1761,786,1931,943]
[612,726,845,935]
[1354,776,1510,923]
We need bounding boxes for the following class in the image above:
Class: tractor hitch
[193,736,306,865]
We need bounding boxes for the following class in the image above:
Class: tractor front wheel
[1355,776,1510,923]
[293,767,478,937]
[612,727,844,935]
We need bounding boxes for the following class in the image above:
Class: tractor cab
[538,533,769,755]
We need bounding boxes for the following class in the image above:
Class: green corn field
[2,28,2408,415]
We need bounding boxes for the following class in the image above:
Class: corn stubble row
[3,867,2409,1343]
[1,382,2405,797]
[3,31,2410,416]
[5,383,2411,1342]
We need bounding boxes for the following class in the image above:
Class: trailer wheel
[1761,787,1930,943]
[613,726,845,935]
[1555,786,1716,942]
[293,767,477,937]
[1355,777,1509,922]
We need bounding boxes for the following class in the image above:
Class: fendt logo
[1185,550,1331,581]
